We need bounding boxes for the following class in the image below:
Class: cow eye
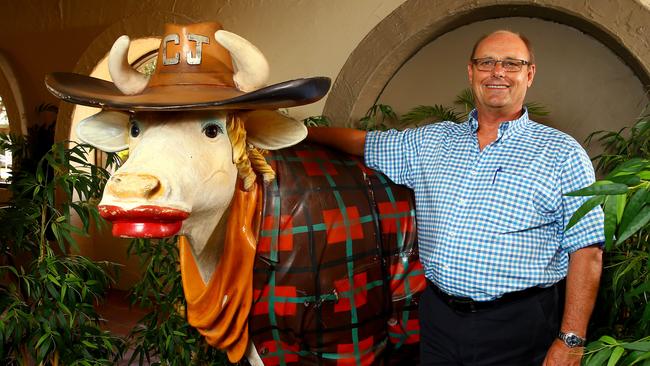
[130,121,141,138]
[202,122,223,138]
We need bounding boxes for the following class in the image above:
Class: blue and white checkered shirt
[365,109,605,301]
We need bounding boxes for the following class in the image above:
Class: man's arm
[307,127,367,157]
[543,245,603,366]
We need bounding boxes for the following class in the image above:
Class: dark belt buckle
[448,298,478,313]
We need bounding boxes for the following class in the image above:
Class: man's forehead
[474,32,529,58]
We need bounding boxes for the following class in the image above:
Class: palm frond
[454,88,475,113]
[524,102,550,118]
[358,104,398,131]
[400,105,463,127]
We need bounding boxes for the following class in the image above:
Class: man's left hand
[542,339,583,366]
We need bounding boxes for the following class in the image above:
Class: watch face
[566,334,582,347]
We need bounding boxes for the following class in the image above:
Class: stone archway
[323,0,650,125]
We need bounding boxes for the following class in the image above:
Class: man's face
[467,32,536,114]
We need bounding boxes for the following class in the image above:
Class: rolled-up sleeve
[364,128,423,188]
[559,145,605,253]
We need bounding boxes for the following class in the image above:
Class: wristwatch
[558,331,586,348]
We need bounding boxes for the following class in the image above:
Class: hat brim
[45,73,331,111]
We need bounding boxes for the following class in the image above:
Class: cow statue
[46,22,425,365]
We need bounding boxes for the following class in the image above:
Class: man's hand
[542,339,583,366]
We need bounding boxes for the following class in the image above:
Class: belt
[427,279,556,313]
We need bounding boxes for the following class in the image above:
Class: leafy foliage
[303,115,331,127]
[304,88,550,129]
[125,237,230,366]
[400,105,463,127]
[567,111,650,365]
[358,104,399,131]
[0,132,124,365]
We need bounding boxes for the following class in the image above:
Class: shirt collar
[467,107,530,141]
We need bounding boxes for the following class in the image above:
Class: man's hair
[469,30,535,64]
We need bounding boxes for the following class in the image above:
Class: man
[308,30,604,365]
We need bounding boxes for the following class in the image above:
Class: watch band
[558,331,586,348]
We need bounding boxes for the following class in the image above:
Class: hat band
[147,71,236,88]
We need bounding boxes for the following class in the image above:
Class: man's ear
[467,63,474,83]
[527,64,536,87]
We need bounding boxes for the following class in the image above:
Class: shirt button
[449,231,456,237]
[458,199,466,206]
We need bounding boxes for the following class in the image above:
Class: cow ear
[240,110,307,150]
[76,110,129,152]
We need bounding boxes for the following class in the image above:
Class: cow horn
[215,30,269,92]
[108,35,150,95]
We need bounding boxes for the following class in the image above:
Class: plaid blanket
[251,142,425,365]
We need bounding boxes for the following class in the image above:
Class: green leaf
[566,195,606,231]
[566,181,629,196]
[624,341,650,352]
[604,195,620,249]
[588,347,614,365]
[600,335,620,345]
[608,346,626,366]
[610,174,642,186]
[35,332,50,349]
[615,194,627,223]
[606,158,649,178]
[619,189,649,237]
[616,206,650,244]
[629,351,650,365]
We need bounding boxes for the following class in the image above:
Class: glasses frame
[471,57,531,72]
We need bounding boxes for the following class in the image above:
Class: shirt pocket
[478,169,555,234]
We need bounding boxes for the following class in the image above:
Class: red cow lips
[98,205,190,238]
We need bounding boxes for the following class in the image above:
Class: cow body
[251,143,424,365]
[95,113,424,365]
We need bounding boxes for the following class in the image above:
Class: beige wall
[378,17,649,152]
[0,0,406,135]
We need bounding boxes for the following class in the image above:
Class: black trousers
[419,283,562,366]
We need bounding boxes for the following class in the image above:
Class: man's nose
[491,62,506,77]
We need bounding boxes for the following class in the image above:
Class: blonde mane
[227,113,276,190]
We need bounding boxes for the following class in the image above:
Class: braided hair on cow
[227,113,276,190]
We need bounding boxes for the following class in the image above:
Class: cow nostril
[108,173,163,199]
[143,179,161,198]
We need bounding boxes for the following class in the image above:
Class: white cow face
[97,111,238,244]
[77,108,307,284]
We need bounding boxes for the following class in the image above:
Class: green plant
[566,111,650,365]
[358,104,398,131]
[399,88,550,126]
[304,89,550,129]
[303,115,331,127]
[125,237,230,366]
[0,132,124,365]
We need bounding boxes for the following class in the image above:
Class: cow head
[78,108,306,282]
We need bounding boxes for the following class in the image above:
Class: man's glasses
[471,58,530,72]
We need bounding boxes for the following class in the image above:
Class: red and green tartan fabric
[250,142,425,365]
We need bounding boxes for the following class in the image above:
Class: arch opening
[323,2,650,127]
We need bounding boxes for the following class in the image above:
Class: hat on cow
[45,22,330,111]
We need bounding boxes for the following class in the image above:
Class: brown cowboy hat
[45,22,330,111]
